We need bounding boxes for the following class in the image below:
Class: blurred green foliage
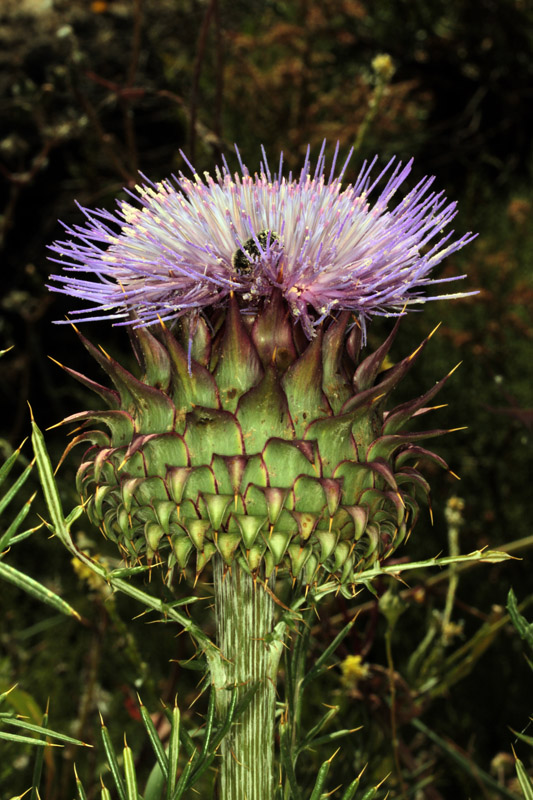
[1,0,532,797]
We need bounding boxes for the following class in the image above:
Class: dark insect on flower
[232,230,280,276]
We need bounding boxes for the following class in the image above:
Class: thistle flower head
[48,142,476,341]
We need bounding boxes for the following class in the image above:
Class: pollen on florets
[47,141,477,342]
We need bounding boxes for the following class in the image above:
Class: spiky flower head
[48,144,476,590]
[48,142,475,343]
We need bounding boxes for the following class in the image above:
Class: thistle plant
[46,142,480,799]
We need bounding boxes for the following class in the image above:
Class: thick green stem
[213,557,280,800]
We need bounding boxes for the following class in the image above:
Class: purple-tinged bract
[48,143,476,340]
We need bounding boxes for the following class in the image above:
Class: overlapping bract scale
[61,292,453,588]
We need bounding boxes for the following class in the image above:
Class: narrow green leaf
[279,716,302,800]
[123,741,138,800]
[309,755,333,800]
[515,755,533,800]
[299,706,338,751]
[172,753,195,800]
[0,562,80,619]
[0,440,26,488]
[302,615,357,690]
[139,701,169,779]
[100,782,112,800]
[185,687,218,787]
[508,589,533,653]
[100,721,127,800]
[166,704,180,800]
[185,688,238,789]
[31,419,70,547]
[0,494,35,551]
[412,718,521,800]
[360,787,378,800]
[0,730,60,746]
[209,686,238,752]
[0,458,34,516]
[339,775,362,800]
[2,716,87,746]
[302,727,359,752]
[75,766,89,800]
[7,524,42,548]
[196,686,216,764]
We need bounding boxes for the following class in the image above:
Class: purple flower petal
[47,144,477,335]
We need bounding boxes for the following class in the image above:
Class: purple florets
[47,142,476,340]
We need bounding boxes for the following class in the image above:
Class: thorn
[448,360,463,376]
[27,401,34,422]
[230,748,245,767]
[45,419,67,431]
[449,469,461,480]
[98,345,112,360]
[47,355,67,370]
[375,772,391,790]
[327,746,341,763]
[427,320,442,339]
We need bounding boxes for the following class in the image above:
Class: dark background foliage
[1,0,532,797]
